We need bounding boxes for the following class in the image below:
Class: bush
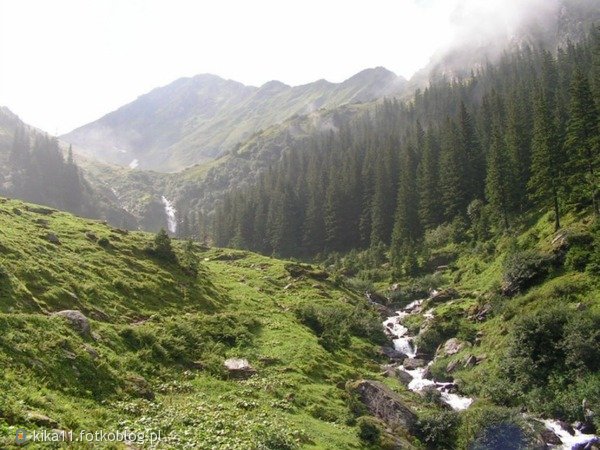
[146,229,177,263]
[418,410,459,449]
[456,406,526,450]
[181,239,200,277]
[565,246,591,272]
[357,416,381,444]
[295,303,385,351]
[501,250,552,296]
[97,237,110,248]
[345,277,374,293]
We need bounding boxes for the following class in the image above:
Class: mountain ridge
[62,67,407,172]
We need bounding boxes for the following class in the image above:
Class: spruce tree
[565,69,599,215]
[529,88,563,231]
[485,122,514,229]
[391,145,420,274]
[417,130,442,230]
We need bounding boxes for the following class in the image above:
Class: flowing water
[161,196,177,234]
[383,300,473,411]
[382,297,598,448]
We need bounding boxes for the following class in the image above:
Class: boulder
[366,291,388,305]
[26,412,58,428]
[224,358,256,379]
[574,420,596,434]
[463,355,478,368]
[26,206,56,215]
[284,263,329,280]
[380,346,407,362]
[395,369,414,386]
[538,428,562,446]
[53,310,90,336]
[403,358,427,370]
[124,375,155,400]
[381,365,413,386]
[351,380,417,432]
[46,232,61,245]
[443,338,464,356]
[557,420,575,436]
[446,360,459,373]
[428,288,459,304]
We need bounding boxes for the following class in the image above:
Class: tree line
[213,29,600,270]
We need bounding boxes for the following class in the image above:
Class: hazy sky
[0,0,538,134]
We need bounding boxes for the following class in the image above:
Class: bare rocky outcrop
[351,380,417,433]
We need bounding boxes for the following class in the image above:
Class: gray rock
[380,346,407,362]
[539,428,562,446]
[446,360,459,373]
[352,380,417,432]
[46,232,61,245]
[403,358,427,370]
[428,288,459,304]
[443,338,464,355]
[224,358,256,379]
[53,310,90,336]
[463,355,478,368]
[26,412,58,428]
[557,420,575,436]
[395,369,414,385]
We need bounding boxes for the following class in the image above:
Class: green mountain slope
[0,197,421,449]
[62,68,406,172]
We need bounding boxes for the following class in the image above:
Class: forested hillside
[214,28,600,266]
[0,117,137,228]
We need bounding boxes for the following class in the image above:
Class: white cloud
[0,0,554,134]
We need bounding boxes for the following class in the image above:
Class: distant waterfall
[161,196,177,234]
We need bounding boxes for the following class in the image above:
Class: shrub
[418,410,459,449]
[97,236,110,248]
[501,250,552,296]
[357,416,381,444]
[565,246,591,272]
[180,239,199,277]
[345,277,374,293]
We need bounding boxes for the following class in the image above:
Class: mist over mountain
[413,0,600,84]
[63,67,405,172]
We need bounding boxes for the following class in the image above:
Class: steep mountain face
[62,68,406,172]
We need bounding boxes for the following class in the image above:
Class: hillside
[0,196,408,449]
[63,68,406,172]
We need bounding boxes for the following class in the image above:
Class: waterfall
[161,196,177,234]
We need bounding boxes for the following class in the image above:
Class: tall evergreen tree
[565,69,599,215]
[485,122,514,229]
[391,145,420,273]
[529,88,563,231]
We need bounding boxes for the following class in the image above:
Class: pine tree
[529,88,563,231]
[391,145,420,273]
[565,69,599,215]
[440,119,468,220]
[485,122,514,229]
[152,228,177,263]
[417,130,443,229]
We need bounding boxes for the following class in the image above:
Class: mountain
[62,68,406,172]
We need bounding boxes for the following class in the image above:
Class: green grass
[0,197,399,449]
